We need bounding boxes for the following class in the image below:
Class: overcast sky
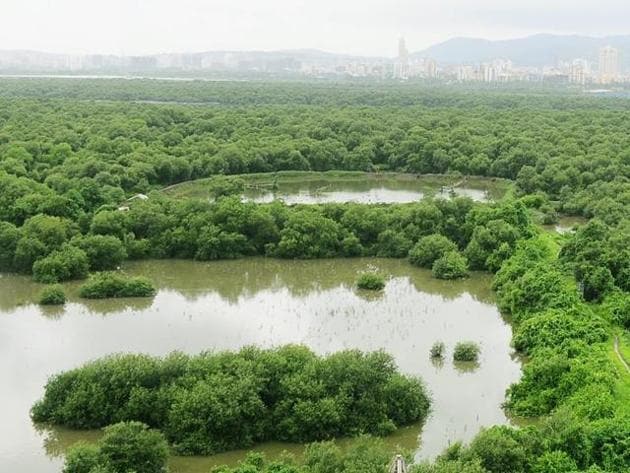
[1,0,629,56]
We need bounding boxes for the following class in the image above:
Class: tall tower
[398,37,409,64]
[599,46,619,84]
[394,36,409,80]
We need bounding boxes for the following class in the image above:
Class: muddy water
[242,178,497,204]
[0,258,521,473]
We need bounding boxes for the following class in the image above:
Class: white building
[570,59,589,85]
[394,37,410,80]
[599,46,619,84]
[424,58,438,79]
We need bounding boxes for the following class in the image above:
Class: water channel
[0,258,522,473]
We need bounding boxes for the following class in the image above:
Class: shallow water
[0,258,521,473]
[243,178,497,204]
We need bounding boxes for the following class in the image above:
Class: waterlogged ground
[166,173,510,204]
[0,258,522,473]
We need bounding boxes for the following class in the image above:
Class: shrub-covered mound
[64,421,168,473]
[38,285,66,305]
[432,251,469,280]
[356,272,386,290]
[453,342,481,362]
[31,346,430,455]
[430,341,446,359]
[408,234,459,268]
[79,272,156,299]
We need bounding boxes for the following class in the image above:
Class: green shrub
[62,443,102,473]
[463,426,529,473]
[71,235,127,271]
[39,285,66,305]
[602,291,630,329]
[79,272,156,299]
[512,308,608,355]
[495,262,579,320]
[376,229,413,258]
[430,342,446,359]
[432,251,469,280]
[504,347,616,417]
[356,272,385,290]
[208,176,245,198]
[453,342,480,362]
[218,437,393,473]
[531,450,577,473]
[32,245,89,283]
[32,346,430,456]
[63,422,168,473]
[408,234,458,268]
[539,204,559,225]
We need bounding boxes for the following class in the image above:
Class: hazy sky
[1,0,629,56]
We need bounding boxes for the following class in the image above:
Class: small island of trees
[32,346,431,456]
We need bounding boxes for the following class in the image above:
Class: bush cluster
[32,346,431,455]
[430,342,446,359]
[63,421,168,473]
[200,437,392,473]
[78,272,156,299]
[38,285,66,305]
[453,342,480,362]
[432,251,469,280]
[356,272,386,290]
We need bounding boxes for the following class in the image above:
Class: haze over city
[2,0,630,56]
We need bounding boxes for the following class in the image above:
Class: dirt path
[614,336,630,374]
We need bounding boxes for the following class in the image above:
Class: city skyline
[1,40,627,85]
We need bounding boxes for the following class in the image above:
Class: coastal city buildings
[0,40,627,85]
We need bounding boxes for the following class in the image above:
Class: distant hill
[2,34,630,74]
[413,34,630,69]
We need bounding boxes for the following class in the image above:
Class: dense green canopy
[0,79,626,472]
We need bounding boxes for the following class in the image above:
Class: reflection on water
[39,421,422,473]
[554,216,587,234]
[542,216,587,235]
[0,258,521,473]
[242,178,498,204]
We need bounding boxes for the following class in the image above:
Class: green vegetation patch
[432,251,469,280]
[430,342,446,359]
[356,272,386,290]
[79,272,156,299]
[453,342,481,362]
[31,346,430,455]
[38,284,66,306]
[63,421,168,473]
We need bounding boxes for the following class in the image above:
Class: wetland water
[0,258,521,473]
[167,174,509,204]
[243,179,494,204]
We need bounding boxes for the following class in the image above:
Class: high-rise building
[424,58,437,79]
[457,65,476,82]
[398,37,409,63]
[394,36,410,79]
[570,59,589,85]
[599,46,619,84]
[480,63,497,82]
